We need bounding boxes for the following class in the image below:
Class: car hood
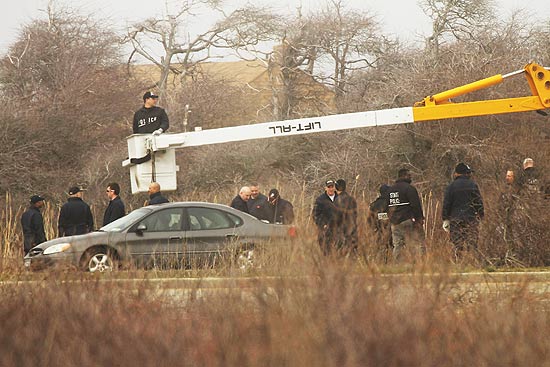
[35,231,110,250]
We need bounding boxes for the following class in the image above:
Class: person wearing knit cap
[21,195,47,255]
[442,163,484,259]
[386,168,425,262]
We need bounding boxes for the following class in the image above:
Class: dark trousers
[450,221,479,252]
[318,226,337,255]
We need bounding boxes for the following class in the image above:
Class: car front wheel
[83,248,117,272]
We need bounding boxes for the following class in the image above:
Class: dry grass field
[0,258,548,366]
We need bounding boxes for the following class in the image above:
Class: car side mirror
[135,224,147,236]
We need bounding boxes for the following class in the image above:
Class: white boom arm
[123,107,414,193]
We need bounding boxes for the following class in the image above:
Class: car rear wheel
[83,248,117,272]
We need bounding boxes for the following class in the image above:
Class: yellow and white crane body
[123,62,550,194]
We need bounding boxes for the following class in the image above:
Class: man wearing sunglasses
[103,182,126,226]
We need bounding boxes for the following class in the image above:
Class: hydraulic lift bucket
[123,134,179,194]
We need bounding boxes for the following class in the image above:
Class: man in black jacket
[103,182,126,226]
[265,188,294,224]
[247,183,269,220]
[442,163,484,256]
[230,186,251,213]
[133,91,169,135]
[21,195,47,255]
[147,182,169,205]
[334,179,358,254]
[58,186,94,237]
[313,179,338,255]
[386,169,425,261]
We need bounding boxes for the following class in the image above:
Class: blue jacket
[442,175,484,222]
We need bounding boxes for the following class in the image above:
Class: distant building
[132,47,336,126]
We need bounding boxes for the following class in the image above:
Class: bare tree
[311,0,384,100]
[124,1,276,101]
[262,1,386,118]
[420,0,495,59]
[267,17,323,120]
[0,3,136,196]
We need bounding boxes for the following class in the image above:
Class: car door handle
[169,236,183,240]
[226,234,237,238]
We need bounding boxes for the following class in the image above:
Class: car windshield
[99,208,153,232]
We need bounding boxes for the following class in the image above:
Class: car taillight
[288,226,297,238]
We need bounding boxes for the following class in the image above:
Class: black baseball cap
[30,195,45,204]
[68,186,86,195]
[268,188,279,201]
[143,91,159,100]
[455,163,473,174]
[325,180,335,187]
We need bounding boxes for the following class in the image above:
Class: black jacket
[313,192,338,228]
[21,206,46,252]
[103,196,126,226]
[58,197,94,237]
[266,198,294,224]
[368,195,390,231]
[133,106,169,134]
[247,194,269,220]
[148,192,169,205]
[230,195,249,213]
[334,191,358,241]
[442,175,484,222]
[386,179,423,225]
[518,167,541,195]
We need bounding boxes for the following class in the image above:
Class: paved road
[3,271,549,307]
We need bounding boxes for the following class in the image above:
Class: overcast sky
[2,0,549,55]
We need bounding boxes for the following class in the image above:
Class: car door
[124,207,186,268]
[183,206,244,266]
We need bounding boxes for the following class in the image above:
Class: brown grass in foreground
[0,265,548,367]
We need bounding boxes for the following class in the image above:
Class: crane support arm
[413,62,550,121]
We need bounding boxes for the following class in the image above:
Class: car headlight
[43,243,72,255]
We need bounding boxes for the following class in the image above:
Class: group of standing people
[382,164,484,262]
[310,164,485,262]
[21,89,173,256]
[20,181,171,255]
[230,184,295,224]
